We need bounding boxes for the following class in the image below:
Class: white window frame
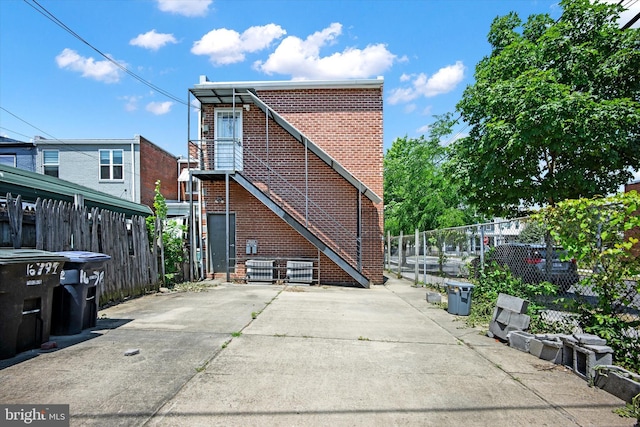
[0,154,16,167]
[43,150,59,177]
[214,108,243,171]
[99,149,124,181]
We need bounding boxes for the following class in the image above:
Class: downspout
[187,89,194,281]
[357,184,362,272]
[305,138,309,227]
[131,138,136,202]
[225,172,230,282]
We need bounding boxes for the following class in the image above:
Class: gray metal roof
[189,80,382,204]
[0,164,152,217]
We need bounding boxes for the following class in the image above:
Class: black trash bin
[51,251,111,335]
[0,249,69,359]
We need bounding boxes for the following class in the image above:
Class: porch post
[225,172,230,282]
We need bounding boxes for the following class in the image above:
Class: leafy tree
[384,113,477,235]
[449,0,640,218]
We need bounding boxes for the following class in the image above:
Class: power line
[22,0,192,108]
[0,106,148,182]
[0,127,33,140]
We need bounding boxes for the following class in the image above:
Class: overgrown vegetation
[466,258,557,331]
[146,180,187,284]
[535,191,640,374]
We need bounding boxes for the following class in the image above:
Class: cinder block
[574,333,607,346]
[508,331,535,353]
[496,293,529,314]
[495,307,511,324]
[426,292,442,303]
[529,338,563,363]
[563,342,613,381]
[507,312,531,330]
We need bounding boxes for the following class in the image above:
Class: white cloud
[254,23,396,80]
[146,101,173,115]
[404,104,417,114]
[156,0,211,17]
[55,48,123,83]
[192,24,286,65]
[130,30,178,51]
[417,124,430,134]
[388,61,465,105]
[121,95,142,112]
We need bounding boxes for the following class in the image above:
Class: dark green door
[207,213,236,272]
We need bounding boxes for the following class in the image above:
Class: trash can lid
[53,251,112,262]
[0,249,70,265]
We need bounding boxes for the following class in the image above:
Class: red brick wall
[200,84,384,285]
[139,136,178,209]
[625,181,640,258]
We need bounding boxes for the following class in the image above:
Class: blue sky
[0,0,637,160]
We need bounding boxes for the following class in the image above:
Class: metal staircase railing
[240,147,360,270]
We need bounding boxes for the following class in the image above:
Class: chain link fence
[385,217,640,325]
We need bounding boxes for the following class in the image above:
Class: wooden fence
[1,193,159,305]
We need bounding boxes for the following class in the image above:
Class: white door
[215,109,242,171]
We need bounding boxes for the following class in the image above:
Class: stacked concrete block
[560,334,613,381]
[529,335,563,363]
[488,293,531,341]
[507,331,535,352]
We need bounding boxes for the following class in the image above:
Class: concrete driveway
[0,276,632,426]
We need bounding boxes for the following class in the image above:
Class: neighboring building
[33,135,178,209]
[188,77,384,287]
[0,136,36,172]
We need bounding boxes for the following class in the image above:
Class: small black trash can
[446,281,475,316]
[51,251,111,335]
[0,249,68,359]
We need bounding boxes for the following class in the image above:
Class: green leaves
[452,0,640,217]
[384,114,478,235]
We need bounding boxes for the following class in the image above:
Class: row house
[32,135,177,209]
[188,77,384,287]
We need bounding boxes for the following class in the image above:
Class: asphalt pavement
[0,275,633,426]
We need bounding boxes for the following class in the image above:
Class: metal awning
[0,164,152,217]
[189,82,382,204]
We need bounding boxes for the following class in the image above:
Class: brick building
[188,77,384,287]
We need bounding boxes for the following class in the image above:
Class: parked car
[474,243,580,291]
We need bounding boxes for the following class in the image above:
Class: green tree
[449,0,640,217]
[146,180,186,282]
[384,113,476,235]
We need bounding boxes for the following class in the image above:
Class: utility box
[0,249,68,359]
[51,251,111,335]
[446,281,475,316]
[246,259,275,282]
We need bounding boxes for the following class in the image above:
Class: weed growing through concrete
[251,311,259,319]
[358,336,370,341]
[231,332,242,337]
